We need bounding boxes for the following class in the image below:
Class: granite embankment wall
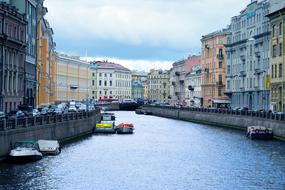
[0,110,101,159]
[141,106,285,139]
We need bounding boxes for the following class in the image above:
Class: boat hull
[9,154,43,163]
[116,127,134,134]
[94,128,116,134]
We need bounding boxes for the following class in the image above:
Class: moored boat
[38,140,61,155]
[115,123,134,134]
[9,140,43,163]
[246,126,273,140]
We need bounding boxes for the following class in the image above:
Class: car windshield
[15,142,35,149]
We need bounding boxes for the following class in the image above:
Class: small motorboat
[95,121,116,134]
[246,126,273,140]
[38,140,61,155]
[9,140,43,163]
[115,123,134,134]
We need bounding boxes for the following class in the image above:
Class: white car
[78,104,87,112]
[32,109,40,117]
[68,106,77,112]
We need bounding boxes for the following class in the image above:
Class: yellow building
[267,6,285,112]
[36,5,56,107]
[147,69,170,103]
[55,53,91,102]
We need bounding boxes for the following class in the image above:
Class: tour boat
[38,140,61,155]
[115,123,134,134]
[9,140,43,163]
[246,126,273,140]
[94,113,116,133]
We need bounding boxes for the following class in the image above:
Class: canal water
[0,111,285,190]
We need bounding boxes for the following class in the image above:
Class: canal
[1,111,285,190]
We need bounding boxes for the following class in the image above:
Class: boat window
[15,142,35,148]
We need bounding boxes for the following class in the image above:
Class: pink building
[184,55,202,72]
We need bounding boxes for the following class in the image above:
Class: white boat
[246,126,273,140]
[38,140,61,155]
[9,140,43,162]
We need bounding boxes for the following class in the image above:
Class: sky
[45,0,251,71]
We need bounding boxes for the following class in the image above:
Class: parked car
[78,104,87,112]
[54,108,63,115]
[40,107,49,115]
[32,109,40,117]
[13,111,25,118]
[68,106,77,112]
[0,112,5,119]
[238,107,249,111]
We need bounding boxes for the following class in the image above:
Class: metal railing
[142,105,285,122]
[0,109,100,131]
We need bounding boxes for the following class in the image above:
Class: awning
[211,99,231,104]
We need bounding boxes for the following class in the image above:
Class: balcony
[70,85,79,90]
[217,54,224,60]
[188,85,194,91]
[239,71,246,77]
[175,71,180,76]
[217,81,224,86]
[254,68,263,75]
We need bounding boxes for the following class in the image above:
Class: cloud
[81,57,173,72]
[45,0,250,52]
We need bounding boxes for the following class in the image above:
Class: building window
[110,81,112,86]
[279,64,282,78]
[110,91,112,95]
[92,91,95,95]
[218,87,222,96]
[104,81,107,86]
[280,43,283,56]
[105,91,107,95]
[99,80,102,86]
[273,24,277,37]
[110,73,112,77]
[219,61,223,69]
[105,73,107,77]
[92,73,95,77]
[280,22,283,36]
[273,45,277,57]
[275,64,277,78]
[272,65,274,78]
[92,80,95,86]
[99,73,102,77]
[99,91,102,94]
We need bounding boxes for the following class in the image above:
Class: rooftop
[93,61,131,72]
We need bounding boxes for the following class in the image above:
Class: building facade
[4,0,39,108]
[225,0,271,110]
[131,71,147,100]
[267,5,285,112]
[36,3,56,107]
[55,53,91,102]
[90,61,132,101]
[147,69,170,103]
[0,3,26,113]
[201,30,229,108]
[185,65,202,107]
[169,60,186,106]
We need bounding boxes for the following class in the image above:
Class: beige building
[55,53,91,102]
[90,61,132,101]
[147,69,170,103]
[267,6,285,112]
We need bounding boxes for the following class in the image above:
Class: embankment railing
[0,109,100,131]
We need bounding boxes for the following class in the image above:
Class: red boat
[115,123,134,134]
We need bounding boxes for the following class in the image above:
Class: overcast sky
[45,0,251,71]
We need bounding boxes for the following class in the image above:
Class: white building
[185,65,202,107]
[91,61,132,101]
